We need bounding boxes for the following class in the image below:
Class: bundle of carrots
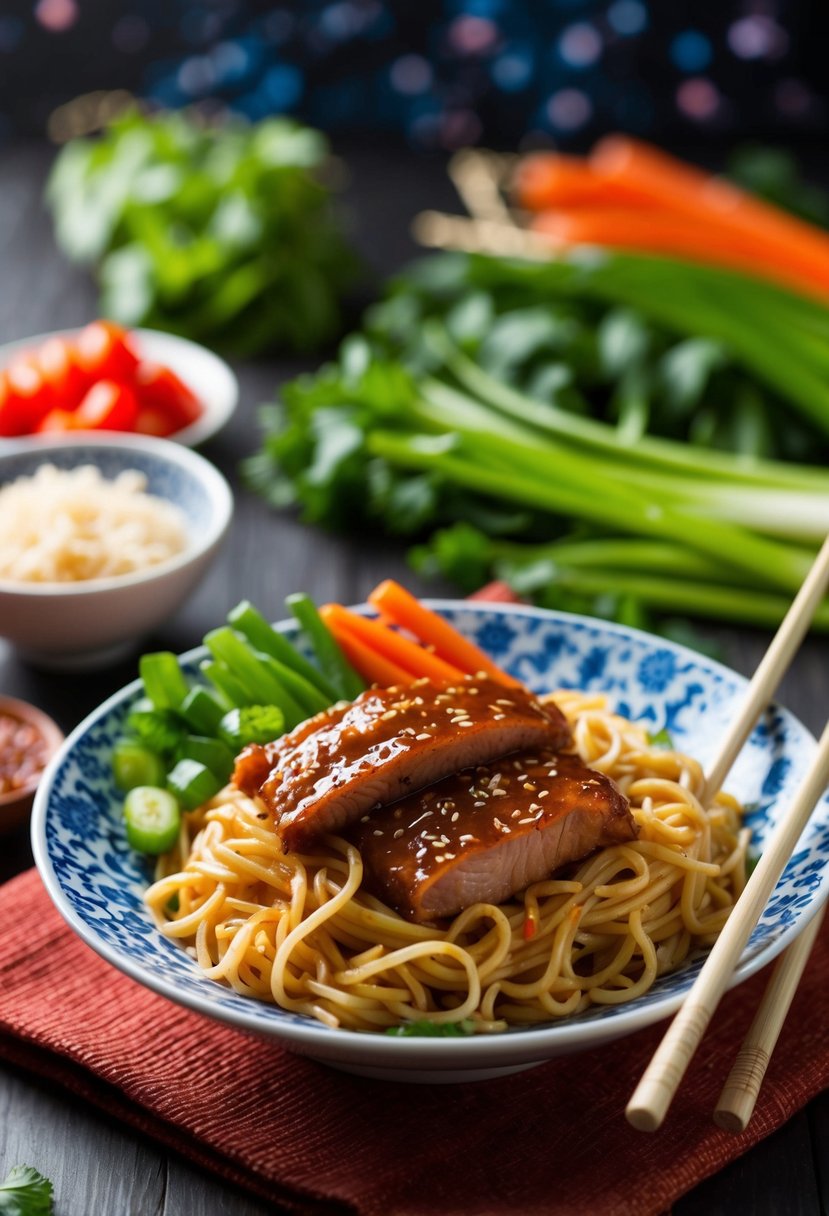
[319,579,521,690]
[512,135,829,303]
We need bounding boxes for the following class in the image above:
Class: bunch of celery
[247,250,829,639]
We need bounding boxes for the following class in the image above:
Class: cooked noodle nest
[145,690,749,1033]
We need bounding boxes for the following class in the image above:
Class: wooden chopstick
[626,535,829,1132]
[702,533,829,804]
[714,903,826,1132]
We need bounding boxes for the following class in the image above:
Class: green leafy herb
[247,250,829,643]
[0,1166,54,1216]
[47,108,359,354]
[386,1019,475,1037]
[647,728,675,749]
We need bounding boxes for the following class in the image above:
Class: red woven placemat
[1,866,827,1216]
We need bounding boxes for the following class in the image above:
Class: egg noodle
[145,690,749,1032]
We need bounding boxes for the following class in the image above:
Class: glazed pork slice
[232,675,571,852]
[351,751,636,922]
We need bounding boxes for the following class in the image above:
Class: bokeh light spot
[670,30,712,73]
[448,15,499,56]
[35,0,78,33]
[606,1,647,36]
[676,77,721,121]
[728,16,789,61]
[390,54,433,95]
[492,49,533,92]
[559,22,602,68]
[261,64,303,109]
[546,88,592,130]
[177,55,216,97]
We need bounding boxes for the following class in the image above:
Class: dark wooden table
[0,141,826,1216]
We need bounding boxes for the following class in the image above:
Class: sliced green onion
[228,600,339,701]
[123,786,181,854]
[179,686,228,736]
[285,592,365,701]
[166,758,223,810]
[139,652,190,711]
[176,735,235,782]
[112,738,166,792]
[200,660,255,708]
[203,627,307,728]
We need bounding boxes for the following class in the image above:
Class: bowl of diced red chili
[0,695,64,834]
[0,321,238,447]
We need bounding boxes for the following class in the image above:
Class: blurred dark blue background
[0,1,825,149]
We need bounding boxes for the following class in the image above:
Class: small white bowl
[0,434,233,670]
[0,328,238,447]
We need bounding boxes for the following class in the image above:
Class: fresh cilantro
[47,108,358,355]
[386,1019,475,1038]
[0,1166,54,1216]
[647,728,675,749]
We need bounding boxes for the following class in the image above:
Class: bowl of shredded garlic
[0,434,233,669]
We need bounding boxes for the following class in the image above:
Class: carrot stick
[512,152,658,212]
[320,603,466,683]
[589,135,829,293]
[319,611,414,688]
[530,207,829,300]
[366,580,521,687]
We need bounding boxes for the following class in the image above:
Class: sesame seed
[529,803,542,813]
[474,800,485,808]
[380,710,398,721]
[492,788,507,797]
[539,790,550,798]
[373,829,384,837]
[451,811,460,823]
[415,732,431,741]
[393,829,404,839]
[523,782,536,792]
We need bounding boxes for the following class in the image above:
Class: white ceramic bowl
[31,603,829,1081]
[0,434,233,669]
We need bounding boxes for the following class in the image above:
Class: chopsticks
[626,534,829,1133]
[714,902,826,1131]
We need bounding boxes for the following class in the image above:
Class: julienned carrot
[530,208,829,301]
[318,610,413,688]
[320,603,466,683]
[589,135,829,291]
[367,580,521,687]
[512,152,658,212]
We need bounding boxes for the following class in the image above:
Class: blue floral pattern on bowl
[31,604,829,1078]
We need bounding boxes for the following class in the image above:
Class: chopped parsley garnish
[0,1166,54,1216]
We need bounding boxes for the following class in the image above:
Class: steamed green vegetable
[247,251,829,638]
[124,786,181,854]
[115,596,355,852]
[47,109,358,354]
